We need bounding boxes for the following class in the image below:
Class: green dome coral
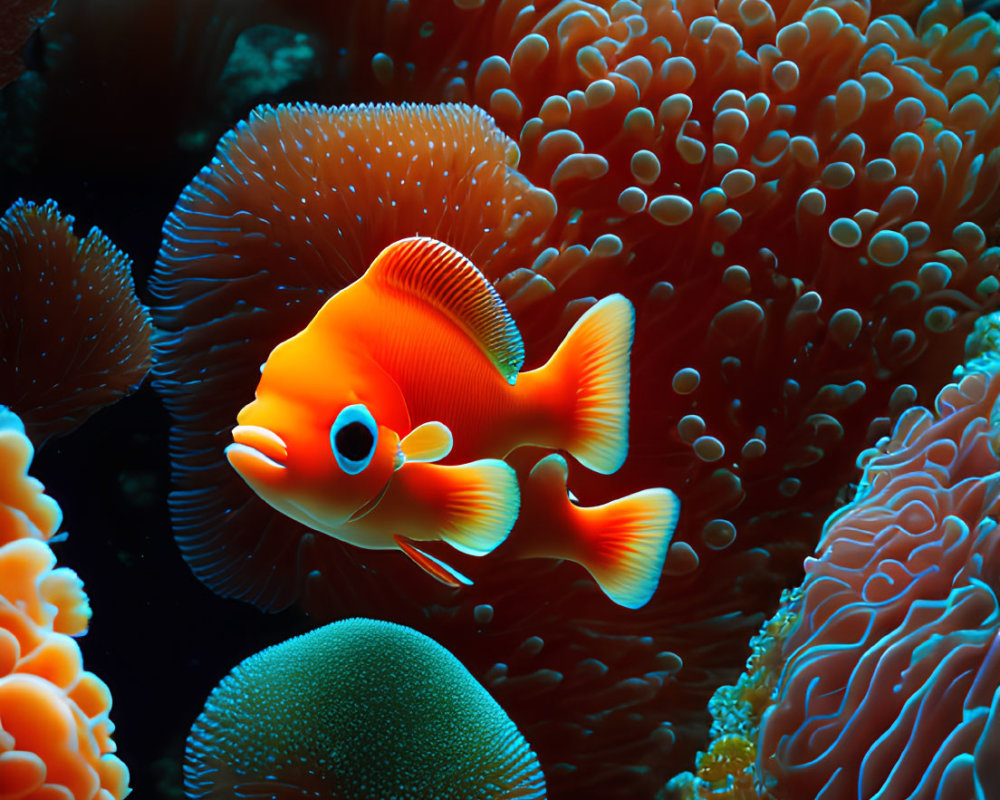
[184,617,546,799]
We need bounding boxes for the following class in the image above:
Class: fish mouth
[227,425,288,472]
[347,475,393,523]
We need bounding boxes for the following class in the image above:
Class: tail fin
[525,454,678,609]
[546,294,634,474]
[578,487,679,609]
[431,459,520,556]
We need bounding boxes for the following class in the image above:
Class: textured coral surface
[670,313,1000,799]
[185,618,545,799]
[759,328,1000,799]
[147,1,1000,795]
[0,408,129,800]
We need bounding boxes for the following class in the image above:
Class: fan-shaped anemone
[150,101,557,611]
[0,199,152,444]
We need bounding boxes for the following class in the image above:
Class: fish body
[228,236,678,607]
[277,239,608,465]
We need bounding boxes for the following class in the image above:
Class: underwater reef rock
[0,198,152,445]
[184,617,546,799]
[0,0,52,89]
[150,0,1000,796]
[0,406,129,800]
[669,311,1000,798]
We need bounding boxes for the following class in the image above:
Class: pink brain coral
[0,407,129,800]
[670,311,1000,798]
[757,329,1000,799]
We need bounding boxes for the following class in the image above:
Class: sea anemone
[669,310,1000,799]
[150,0,1000,795]
[184,617,546,799]
[429,0,1000,586]
[0,406,129,800]
[151,101,558,613]
[0,199,153,444]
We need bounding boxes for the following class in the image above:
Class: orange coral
[0,199,153,444]
[0,407,129,799]
[0,405,60,548]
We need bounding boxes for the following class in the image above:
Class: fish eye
[330,404,378,474]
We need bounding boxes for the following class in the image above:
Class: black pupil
[335,421,374,462]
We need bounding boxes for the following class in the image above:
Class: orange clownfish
[226,237,679,608]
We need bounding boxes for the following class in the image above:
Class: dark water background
[2,70,317,800]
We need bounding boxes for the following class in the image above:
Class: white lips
[226,442,286,471]
[227,425,288,471]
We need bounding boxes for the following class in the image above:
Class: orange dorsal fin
[394,534,473,587]
[366,237,525,384]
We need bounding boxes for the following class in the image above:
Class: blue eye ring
[330,404,378,474]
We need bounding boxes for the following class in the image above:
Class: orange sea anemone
[404,0,1000,573]
[151,101,559,612]
[151,0,1000,795]
[0,406,129,800]
[185,617,545,799]
[317,0,1000,570]
[0,199,153,445]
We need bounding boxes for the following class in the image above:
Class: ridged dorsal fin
[366,237,525,384]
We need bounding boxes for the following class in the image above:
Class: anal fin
[395,534,473,588]
[523,454,679,609]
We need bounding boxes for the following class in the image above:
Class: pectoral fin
[399,421,453,463]
[394,534,473,587]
